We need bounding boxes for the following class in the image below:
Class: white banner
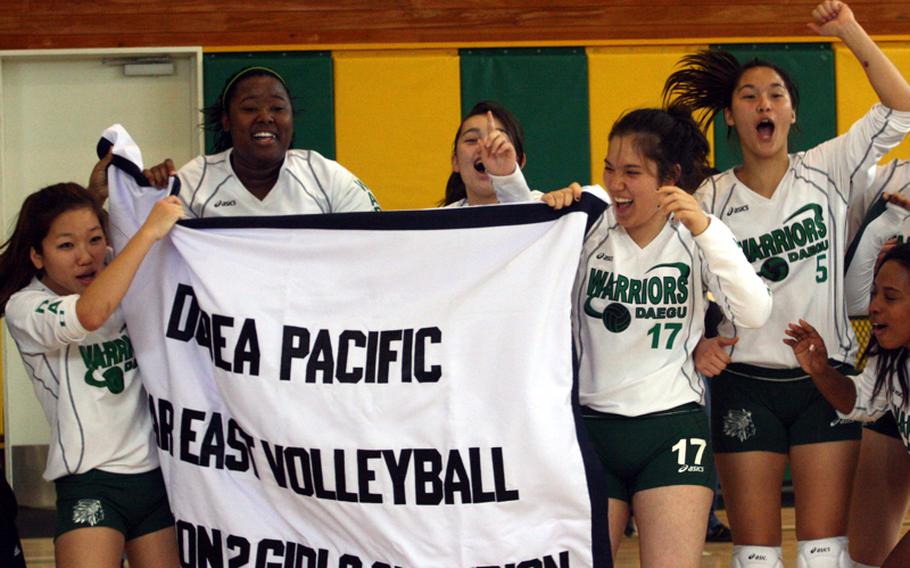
[101,126,611,568]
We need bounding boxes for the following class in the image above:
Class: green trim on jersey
[845,196,889,271]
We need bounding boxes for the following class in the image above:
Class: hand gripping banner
[100,125,611,568]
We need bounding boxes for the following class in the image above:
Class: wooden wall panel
[4,1,910,51]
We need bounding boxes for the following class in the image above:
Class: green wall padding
[711,43,836,172]
[460,48,590,192]
[203,52,336,158]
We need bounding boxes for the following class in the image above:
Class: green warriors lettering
[78,333,137,394]
[740,203,830,283]
[897,408,910,453]
[584,263,691,339]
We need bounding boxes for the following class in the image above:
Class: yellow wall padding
[586,46,712,186]
[836,42,910,162]
[334,50,461,210]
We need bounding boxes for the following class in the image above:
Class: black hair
[608,103,712,192]
[861,243,910,408]
[0,183,107,315]
[441,101,526,206]
[662,49,800,138]
[203,66,294,153]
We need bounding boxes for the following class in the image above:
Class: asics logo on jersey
[725,204,749,216]
[214,199,237,208]
[678,464,706,473]
[595,252,613,261]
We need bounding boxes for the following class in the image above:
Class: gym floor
[24,508,905,567]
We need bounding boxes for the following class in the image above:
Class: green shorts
[866,411,900,440]
[54,467,174,540]
[712,365,862,454]
[582,403,716,503]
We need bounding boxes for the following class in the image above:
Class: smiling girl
[442,100,539,207]
[786,242,910,567]
[662,2,910,566]
[841,166,910,568]
[144,66,380,217]
[545,104,772,567]
[0,183,183,568]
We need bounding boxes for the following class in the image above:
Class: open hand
[783,319,830,375]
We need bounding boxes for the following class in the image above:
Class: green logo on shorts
[723,409,756,442]
[72,498,104,526]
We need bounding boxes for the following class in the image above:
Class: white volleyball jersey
[177,148,381,218]
[844,160,910,316]
[841,354,910,452]
[697,104,910,372]
[847,159,910,240]
[5,278,158,481]
[574,198,771,416]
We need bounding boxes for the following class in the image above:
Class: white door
[0,47,203,505]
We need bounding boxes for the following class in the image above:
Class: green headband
[221,66,290,108]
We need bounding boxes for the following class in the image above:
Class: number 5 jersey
[696,104,910,372]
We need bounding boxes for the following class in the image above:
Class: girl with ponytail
[543,103,772,566]
[663,2,910,566]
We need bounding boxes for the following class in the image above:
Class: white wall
[0,47,202,499]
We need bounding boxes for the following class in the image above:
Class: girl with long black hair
[663,3,910,566]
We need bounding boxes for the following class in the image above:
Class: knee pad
[732,545,783,568]
[797,537,850,568]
